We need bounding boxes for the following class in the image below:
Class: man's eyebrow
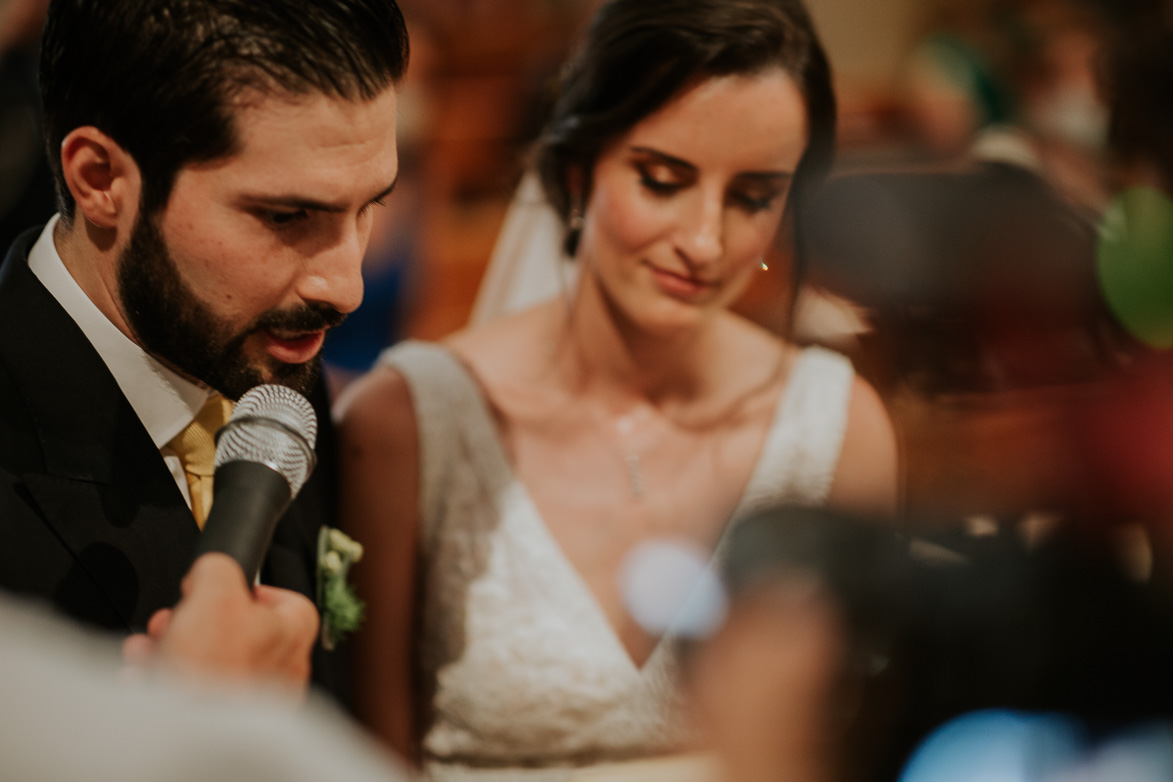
[241,175,399,213]
[369,177,399,204]
[628,146,794,180]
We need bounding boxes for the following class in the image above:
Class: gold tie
[168,394,233,529]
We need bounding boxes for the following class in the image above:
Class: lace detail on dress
[376,340,855,781]
[734,346,854,518]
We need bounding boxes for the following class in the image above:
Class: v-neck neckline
[435,342,809,673]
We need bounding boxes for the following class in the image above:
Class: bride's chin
[621,298,717,340]
[582,274,718,338]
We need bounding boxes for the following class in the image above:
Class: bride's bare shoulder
[444,300,562,387]
[714,313,799,381]
[334,360,417,456]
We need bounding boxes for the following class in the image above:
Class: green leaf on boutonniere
[316,527,365,650]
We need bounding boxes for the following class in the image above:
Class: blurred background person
[896,0,1017,162]
[893,0,1118,212]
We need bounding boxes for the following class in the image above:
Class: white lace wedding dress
[377,339,855,781]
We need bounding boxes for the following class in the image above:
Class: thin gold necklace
[592,405,660,502]
[615,412,647,500]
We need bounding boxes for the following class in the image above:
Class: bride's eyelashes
[731,184,785,213]
[634,162,785,215]
[636,161,689,195]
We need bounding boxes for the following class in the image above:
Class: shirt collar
[27,215,210,448]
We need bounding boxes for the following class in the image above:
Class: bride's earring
[563,204,586,257]
[759,258,769,271]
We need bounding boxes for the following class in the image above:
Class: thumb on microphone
[123,553,318,692]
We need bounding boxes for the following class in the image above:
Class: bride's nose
[676,189,724,269]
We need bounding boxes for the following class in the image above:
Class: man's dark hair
[40,0,410,222]
[534,0,835,258]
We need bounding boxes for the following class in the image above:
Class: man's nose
[297,225,366,315]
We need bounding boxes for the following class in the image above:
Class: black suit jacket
[0,226,350,706]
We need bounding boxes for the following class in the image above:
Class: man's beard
[117,211,346,401]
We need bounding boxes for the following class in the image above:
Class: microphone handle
[193,460,293,584]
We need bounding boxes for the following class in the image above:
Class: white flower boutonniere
[316,527,365,650]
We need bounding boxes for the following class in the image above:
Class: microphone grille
[214,384,318,495]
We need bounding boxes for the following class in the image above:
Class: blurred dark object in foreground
[800,163,1173,521]
[721,505,1173,782]
[804,163,1133,397]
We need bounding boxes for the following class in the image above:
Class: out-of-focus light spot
[899,710,1173,782]
[1074,722,1173,781]
[899,710,1082,782]
[1096,187,1173,348]
[620,538,727,639]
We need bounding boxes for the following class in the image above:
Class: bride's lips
[258,330,326,364]
[647,263,716,299]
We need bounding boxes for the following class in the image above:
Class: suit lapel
[20,472,197,629]
[0,233,199,631]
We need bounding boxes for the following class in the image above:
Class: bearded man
[0,0,409,706]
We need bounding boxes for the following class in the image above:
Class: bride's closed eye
[730,185,786,213]
[636,161,691,196]
[729,174,792,214]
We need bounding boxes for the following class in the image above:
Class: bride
[337,0,899,777]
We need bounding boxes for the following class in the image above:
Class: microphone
[193,384,318,583]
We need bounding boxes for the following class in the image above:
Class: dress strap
[733,345,854,518]
[376,340,513,551]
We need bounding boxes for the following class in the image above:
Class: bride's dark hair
[534,0,836,258]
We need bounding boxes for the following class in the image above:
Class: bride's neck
[553,276,719,409]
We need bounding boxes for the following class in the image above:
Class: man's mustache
[250,303,348,335]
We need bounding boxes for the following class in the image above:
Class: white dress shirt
[27,215,208,505]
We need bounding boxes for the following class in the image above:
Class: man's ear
[60,127,142,229]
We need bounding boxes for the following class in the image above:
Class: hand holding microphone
[123,385,321,689]
[123,553,320,690]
